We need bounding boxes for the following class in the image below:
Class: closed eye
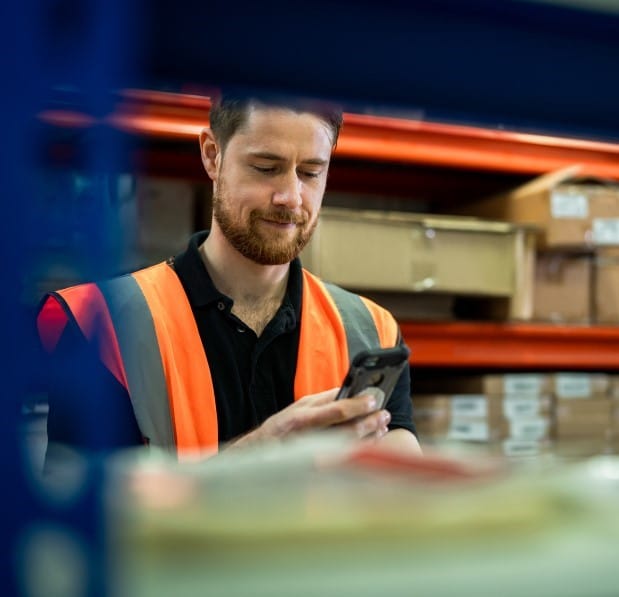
[252,165,277,174]
[298,170,321,179]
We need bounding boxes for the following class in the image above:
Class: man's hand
[230,388,391,448]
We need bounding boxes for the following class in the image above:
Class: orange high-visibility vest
[38,262,400,459]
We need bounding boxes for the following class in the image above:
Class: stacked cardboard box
[450,167,619,323]
[451,166,619,250]
[533,252,592,323]
[552,373,615,456]
[413,372,619,457]
[129,177,196,269]
[594,248,619,323]
[413,374,553,457]
[610,377,619,450]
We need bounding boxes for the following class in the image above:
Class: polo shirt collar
[172,230,303,325]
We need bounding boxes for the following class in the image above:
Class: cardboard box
[353,291,455,321]
[413,394,508,442]
[301,207,535,319]
[413,395,506,437]
[554,436,613,458]
[532,252,592,323]
[447,418,506,443]
[594,247,619,324]
[506,416,551,441]
[136,177,195,252]
[119,176,196,270]
[551,373,610,399]
[503,394,554,419]
[413,395,451,436]
[448,394,503,422]
[452,166,619,249]
[413,373,551,397]
[500,438,553,458]
[610,376,619,400]
[413,393,552,443]
[555,398,613,438]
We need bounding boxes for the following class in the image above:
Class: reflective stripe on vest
[51,263,399,459]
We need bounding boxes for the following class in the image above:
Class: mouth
[260,218,299,229]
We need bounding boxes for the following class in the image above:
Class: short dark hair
[208,90,343,152]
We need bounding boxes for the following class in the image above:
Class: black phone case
[335,345,410,409]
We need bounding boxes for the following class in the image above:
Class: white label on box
[508,417,549,440]
[504,375,543,396]
[451,395,487,418]
[503,439,543,457]
[503,396,542,418]
[448,420,489,442]
[592,219,619,245]
[550,191,589,219]
[555,374,591,398]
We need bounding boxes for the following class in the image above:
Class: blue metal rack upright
[2,2,142,595]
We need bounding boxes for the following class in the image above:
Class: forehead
[230,106,334,158]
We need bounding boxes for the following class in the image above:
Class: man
[37,92,420,461]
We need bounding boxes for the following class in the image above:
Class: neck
[199,225,290,307]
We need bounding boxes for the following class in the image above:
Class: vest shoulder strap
[98,270,177,452]
[322,281,381,358]
[295,269,400,399]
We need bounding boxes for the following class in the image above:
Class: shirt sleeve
[384,333,416,436]
[39,296,143,468]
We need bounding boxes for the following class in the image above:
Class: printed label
[503,439,543,457]
[448,420,489,442]
[504,375,544,396]
[550,191,589,219]
[555,374,591,399]
[508,417,549,440]
[592,218,619,245]
[451,395,488,418]
[503,396,542,418]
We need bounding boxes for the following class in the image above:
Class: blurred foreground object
[104,432,619,597]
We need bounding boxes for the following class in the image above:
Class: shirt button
[217,301,225,311]
[237,326,245,333]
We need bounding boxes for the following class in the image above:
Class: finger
[328,393,382,425]
[292,393,378,431]
[351,409,391,439]
[376,426,389,440]
[298,387,340,406]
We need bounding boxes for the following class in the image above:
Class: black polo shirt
[44,231,415,455]
[172,230,304,442]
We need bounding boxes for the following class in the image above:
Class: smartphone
[335,345,410,410]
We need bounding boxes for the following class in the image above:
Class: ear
[199,128,220,181]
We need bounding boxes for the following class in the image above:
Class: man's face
[209,106,334,265]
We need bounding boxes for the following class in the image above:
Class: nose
[272,171,302,209]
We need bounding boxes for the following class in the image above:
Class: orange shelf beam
[401,321,619,370]
[38,88,619,180]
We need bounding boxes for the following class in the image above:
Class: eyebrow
[249,151,329,166]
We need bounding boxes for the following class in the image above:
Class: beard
[212,185,318,266]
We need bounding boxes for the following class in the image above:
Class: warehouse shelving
[40,89,619,178]
[401,321,619,370]
[38,88,619,371]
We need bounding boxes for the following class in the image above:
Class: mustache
[252,208,308,225]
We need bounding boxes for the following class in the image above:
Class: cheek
[236,175,275,203]
[224,176,269,208]
[303,184,325,213]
